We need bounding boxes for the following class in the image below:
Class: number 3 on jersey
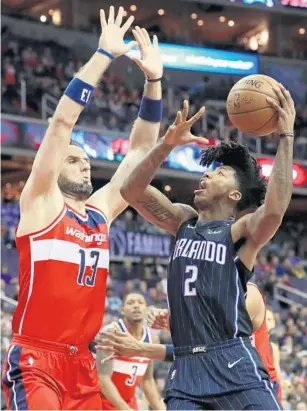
[126,365,138,386]
[184,265,198,296]
[77,249,100,287]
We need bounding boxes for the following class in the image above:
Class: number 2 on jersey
[77,249,100,287]
[184,265,198,296]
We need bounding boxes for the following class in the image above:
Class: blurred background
[1,0,307,409]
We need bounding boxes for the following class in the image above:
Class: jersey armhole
[176,217,197,234]
[85,203,110,229]
[15,204,66,242]
[247,282,267,329]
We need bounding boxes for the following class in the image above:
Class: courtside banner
[110,227,172,258]
[126,42,259,76]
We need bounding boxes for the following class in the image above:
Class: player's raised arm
[20,6,136,210]
[88,28,163,224]
[232,84,295,269]
[120,101,207,235]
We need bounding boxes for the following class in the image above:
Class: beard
[58,174,93,201]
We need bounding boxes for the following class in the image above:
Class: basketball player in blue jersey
[116,86,296,410]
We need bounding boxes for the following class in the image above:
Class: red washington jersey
[100,319,152,410]
[12,203,109,344]
[248,282,282,401]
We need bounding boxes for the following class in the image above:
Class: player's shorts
[101,396,138,410]
[2,334,101,410]
[165,337,282,411]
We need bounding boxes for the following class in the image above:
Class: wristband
[139,96,162,122]
[97,48,115,60]
[64,78,94,106]
[164,344,174,362]
[147,77,163,82]
[279,132,294,138]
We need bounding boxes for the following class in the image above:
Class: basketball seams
[252,112,278,133]
[228,106,275,116]
[256,74,280,90]
[228,89,280,102]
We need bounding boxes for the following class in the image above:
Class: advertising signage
[126,42,259,76]
[230,0,307,8]
[2,118,307,187]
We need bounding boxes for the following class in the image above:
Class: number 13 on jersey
[77,249,100,287]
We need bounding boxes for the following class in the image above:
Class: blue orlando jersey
[167,218,253,348]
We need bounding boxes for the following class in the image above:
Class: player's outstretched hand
[266,84,296,135]
[99,6,137,58]
[162,100,208,148]
[147,308,170,330]
[131,27,163,80]
[96,329,143,359]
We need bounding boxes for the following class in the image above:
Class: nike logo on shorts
[91,362,96,370]
[228,357,243,368]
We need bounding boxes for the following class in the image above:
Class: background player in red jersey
[96,293,165,411]
[1,6,164,410]
[265,308,283,388]
[247,283,283,403]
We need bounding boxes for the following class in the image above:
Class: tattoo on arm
[136,195,175,222]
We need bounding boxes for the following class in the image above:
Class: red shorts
[100,396,138,410]
[2,334,101,410]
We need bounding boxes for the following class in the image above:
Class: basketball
[226,74,281,136]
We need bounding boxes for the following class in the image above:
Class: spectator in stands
[106,287,122,315]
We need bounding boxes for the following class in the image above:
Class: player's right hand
[99,6,137,58]
[147,308,170,330]
[266,84,296,135]
[162,100,208,148]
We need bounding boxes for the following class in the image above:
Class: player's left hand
[96,329,143,359]
[162,100,208,148]
[130,27,163,80]
[266,84,296,135]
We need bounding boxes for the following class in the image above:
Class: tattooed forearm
[264,136,294,215]
[136,195,177,222]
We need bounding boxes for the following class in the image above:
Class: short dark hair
[122,292,146,305]
[200,142,267,212]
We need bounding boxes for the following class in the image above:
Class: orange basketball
[226,74,281,136]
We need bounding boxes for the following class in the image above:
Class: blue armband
[138,97,162,123]
[64,78,94,107]
[97,48,115,61]
[164,344,174,362]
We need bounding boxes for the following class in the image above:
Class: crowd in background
[2,32,307,151]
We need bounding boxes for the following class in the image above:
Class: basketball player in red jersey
[98,284,283,403]
[247,283,283,403]
[1,7,164,410]
[97,293,165,410]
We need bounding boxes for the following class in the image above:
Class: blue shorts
[165,337,282,411]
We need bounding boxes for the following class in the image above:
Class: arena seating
[2,33,307,155]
